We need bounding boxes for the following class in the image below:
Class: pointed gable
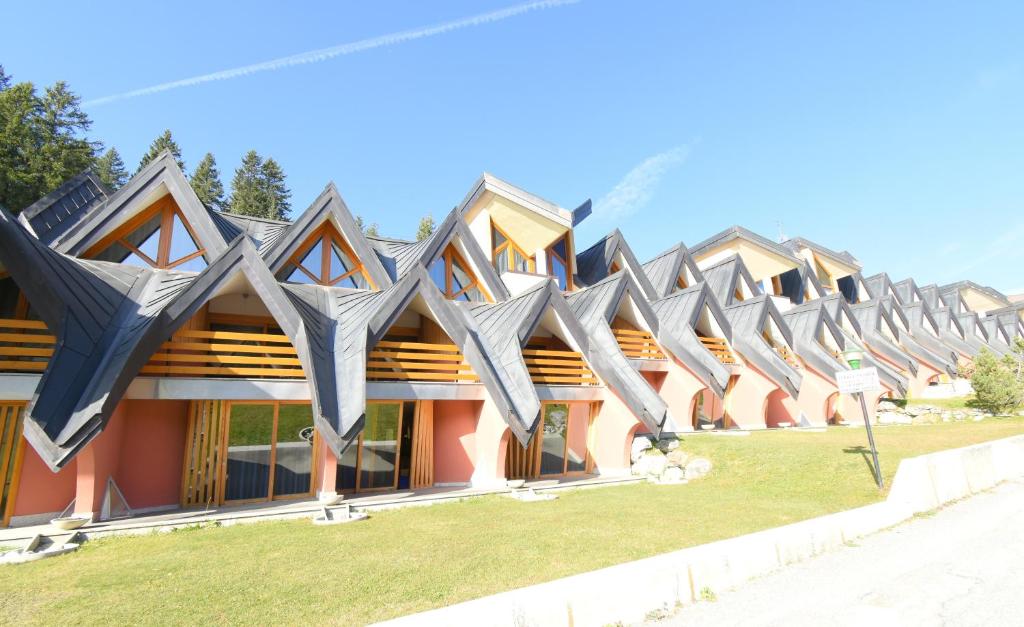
[782,301,848,382]
[642,241,704,298]
[573,230,657,299]
[702,254,760,306]
[722,296,802,396]
[649,282,734,396]
[53,152,227,265]
[263,183,391,290]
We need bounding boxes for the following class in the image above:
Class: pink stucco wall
[727,365,795,429]
[114,400,188,509]
[73,399,188,516]
[566,403,589,468]
[589,391,641,475]
[12,445,77,518]
[642,360,707,432]
[793,368,839,428]
[908,362,943,398]
[433,399,478,485]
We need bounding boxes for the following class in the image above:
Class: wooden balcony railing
[523,348,598,385]
[612,328,665,360]
[698,335,736,364]
[141,329,305,378]
[367,340,478,382]
[0,319,54,372]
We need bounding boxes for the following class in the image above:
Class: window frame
[435,244,491,302]
[87,197,207,270]
[283,224,374,289]
[490,221,536,274]
[545,233,574,291]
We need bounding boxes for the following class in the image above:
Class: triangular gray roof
[456,172,591,228]
[781,300,849,384]
[649,282,734,396]
[573,230,657,299]
[893,278,925,306]
[262,182,392,289]
[210,211,292,256]
[777,260,827,305]
[701,254,761,307]
[722,296,802,397]
[51,152,229,261]
[819,293,908,396]
[901,301,958,375]
[17,169,112,245]
[641,241,705,298]
[849,299,919,377]
[939,281,1010,310]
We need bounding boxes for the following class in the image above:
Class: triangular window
[491,221,535,274]
[91,199,207,271]
[432,244,488,302]
[280,225,372,289]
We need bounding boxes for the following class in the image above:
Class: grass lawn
[3,418,1024,625]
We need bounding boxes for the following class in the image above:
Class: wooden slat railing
[367,340,478,382]
[698,335,736,364]
[0,319,54,372]
[141,329,304,378]
[612,328,665,360]
[523,348,598,385]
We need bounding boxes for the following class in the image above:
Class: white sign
[836,367,881,394]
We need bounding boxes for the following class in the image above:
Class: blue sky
[5,1,1023,292]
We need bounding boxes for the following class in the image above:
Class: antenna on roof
[776,221,787,243]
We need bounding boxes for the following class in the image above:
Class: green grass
[903,396,975,410]
[2,418,1023,625]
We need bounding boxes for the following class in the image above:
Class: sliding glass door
[337,401,415,493]
[223,402,315,504]
[539,403,591,477]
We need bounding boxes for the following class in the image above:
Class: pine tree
[0,74,98,213]
[190,152,225,209]
[95,147,128,190]
[365,223,380,237]
[970,348,1024,415]
[136,129,185,173]
[416,214,435,241]
[260,157,291,220]
[227,150,265,217]
[355,215,366,233]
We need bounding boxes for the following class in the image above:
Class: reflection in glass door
[539,403,590,477]
[337,402,415,493]
[222,402,315,504]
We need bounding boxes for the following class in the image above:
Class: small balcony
[522,346,597,386]
[367,339,479,383]
[698,336,736,364]
[142,329,305,378]
[775,345,801,368]
[612,328,665,360]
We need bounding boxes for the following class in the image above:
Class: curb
[375,434,1024,627]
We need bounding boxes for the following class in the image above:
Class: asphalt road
[652,478,1024,627]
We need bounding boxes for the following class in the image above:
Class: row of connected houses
[0,152,1021,526]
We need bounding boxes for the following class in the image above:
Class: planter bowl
[506,479,526,489]
[50,517,88,531]
[699,424,716,431]
[318,493,344,506]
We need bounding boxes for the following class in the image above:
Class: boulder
[877,411,912,425]
[630,436,654,463]
[878,400,900,411]
[661,466,687,484]
[666,449,690,468]
[632,449,667,478]
[684,457,712,480]
[656,438,680,453]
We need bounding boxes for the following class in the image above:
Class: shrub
[970,347,1024,415]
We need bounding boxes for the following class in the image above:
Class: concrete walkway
[651,478,1024,626]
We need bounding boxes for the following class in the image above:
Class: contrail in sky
[84,0,579,107]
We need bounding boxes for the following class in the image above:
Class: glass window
[224,404,275,502]
[434,245,487,302]
[272,405,314,497]
[429,257,446,292]
[280,228,372,288]
[93,203,207,270]
[286,266,316,284]
[359,403,402,490]
[299,239,323,277]
[546,236,571,290]
[492,221,534,275]
[337,441,358,491]
[540,403,568,475]
[0,277,19,318]
[549,255,568,290]
[168,213,200,264]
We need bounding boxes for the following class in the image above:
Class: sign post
[837,349,884,489]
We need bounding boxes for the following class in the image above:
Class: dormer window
[92,200,207,271]
[492,222,534,274]
[546,235,572,290]
[430,244,488,302]
[280,226,371,288]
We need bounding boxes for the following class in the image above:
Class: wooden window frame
[537,401,589,478]
[545,233,574,291]
[284,224,375,289]
[219,400,318,506]
[437,244,492,302]
[490,221,536,274]
[1,403,27,528]
[84,196,207,270]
